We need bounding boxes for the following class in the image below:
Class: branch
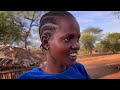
[31,24,39,27]
[27,12,36,37]
[24,17,34,21]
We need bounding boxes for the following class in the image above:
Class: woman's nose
[71,41,80,50]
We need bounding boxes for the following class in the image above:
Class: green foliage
[108,33,120,53]
[95,33,120,54]
[0,11,47,49]
[80,27,103,54]
[11,11,45,49]
[83,27,103,35]
[0,12,22,45]
[78,48,88,55]
[80,33,94,53]
[95,40,110,52]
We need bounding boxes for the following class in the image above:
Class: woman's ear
[41,35,49,50]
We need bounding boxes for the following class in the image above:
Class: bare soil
[77,53,120,79]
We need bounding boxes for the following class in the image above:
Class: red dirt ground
[77,54,120,79]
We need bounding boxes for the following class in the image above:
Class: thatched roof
[31,48,43,54]
[0,46,44,67]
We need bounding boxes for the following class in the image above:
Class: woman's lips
[68,53,78,60]
[70,53,77,56]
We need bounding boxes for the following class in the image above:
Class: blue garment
[17,62,90,79]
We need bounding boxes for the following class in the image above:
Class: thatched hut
[31,49,46,62]
[0,46,44,79]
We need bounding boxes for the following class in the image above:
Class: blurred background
[0,11,120,79]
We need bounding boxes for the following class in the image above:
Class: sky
[29,11,120,48]
[69,11,120,33]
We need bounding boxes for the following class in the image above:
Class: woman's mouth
[68,53,78,60]
[70,53,78,57]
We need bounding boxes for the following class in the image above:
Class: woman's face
[48,17,80,66]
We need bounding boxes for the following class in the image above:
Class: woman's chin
[67,60,76,66]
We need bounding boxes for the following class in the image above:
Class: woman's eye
[64,37,71,41]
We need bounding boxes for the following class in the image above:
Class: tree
[0,12,22,45]
[95,40,110,53]
[107,33,120,53]
[11,11,41,49]
[80,33,95,54]
[95,33,120,54]
[80,27,103,54]
[10,11,49,49]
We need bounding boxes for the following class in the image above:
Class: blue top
[17,62,90,79]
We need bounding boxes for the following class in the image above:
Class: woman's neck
[40,60,67,74]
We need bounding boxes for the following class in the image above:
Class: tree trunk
[24,32,27,49]
[90,49,92,55]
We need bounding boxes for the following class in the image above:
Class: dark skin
[40,16,80,74]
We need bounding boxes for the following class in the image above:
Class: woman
[17,11,90,79]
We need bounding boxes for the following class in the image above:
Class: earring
[46,47,49,50]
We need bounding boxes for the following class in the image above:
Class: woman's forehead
[52,28,80,39]
[54,22,80,37]
[59,16,80,30]
[51,16,80,38]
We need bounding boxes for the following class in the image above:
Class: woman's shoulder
[75,62,84,68]
[71,62,86,74]
[73,62,91,79]
[17,67,40,79]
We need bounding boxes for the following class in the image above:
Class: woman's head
[39,11,80,66]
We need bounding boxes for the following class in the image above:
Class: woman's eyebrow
[63,33,80,38]
[65,34,75,37]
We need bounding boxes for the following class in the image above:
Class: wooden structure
[0,46,44,79]
[0,65,39,79]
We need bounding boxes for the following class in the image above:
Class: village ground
[77,53,120,79]
[1,46,120,79]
